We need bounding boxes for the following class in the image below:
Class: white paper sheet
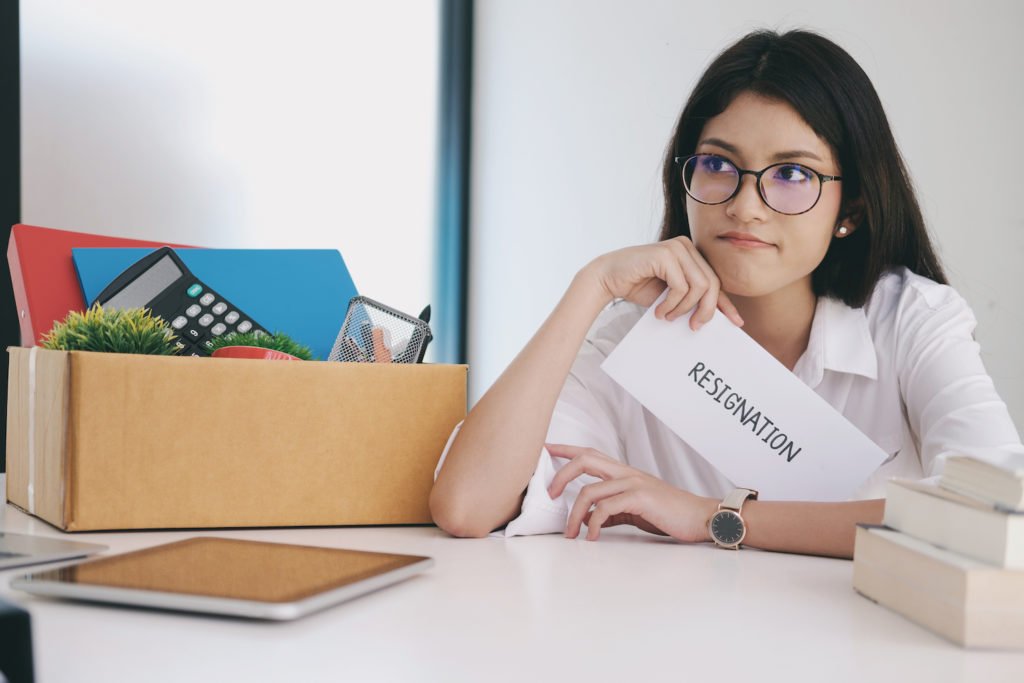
[600,294,889,500]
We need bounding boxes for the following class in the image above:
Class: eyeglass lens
[682,154,822,215]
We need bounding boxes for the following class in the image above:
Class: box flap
[5,347,71,527]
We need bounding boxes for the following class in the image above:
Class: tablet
[0,531,107,570]
[11,537,433,620]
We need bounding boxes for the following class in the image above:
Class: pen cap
[328,296,433,364]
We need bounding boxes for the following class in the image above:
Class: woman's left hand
[546,444,718,542]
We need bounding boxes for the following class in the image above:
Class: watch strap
[719,487,758,513]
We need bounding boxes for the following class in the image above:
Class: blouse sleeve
[501,344,627,537]
[896,283,1024,477]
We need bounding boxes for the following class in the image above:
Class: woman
[429,29,1023,558]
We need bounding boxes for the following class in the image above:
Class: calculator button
[173,340,189,353]
[184,328,203,342]
[210,323,227,336]
[199,293,216,306]
[224,311,240,324]
[236,320,253,334]
[212,302,228,315]
[200,339,216,352]
[198,314,215,327]
[185,304,202,317]
[186,284,203,297]
[171,316,188,330]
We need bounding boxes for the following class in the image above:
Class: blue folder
[72,247,358,361]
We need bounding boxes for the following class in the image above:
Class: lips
[718,231,774,248]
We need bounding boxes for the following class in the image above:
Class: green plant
[208,330,316,361]
[42,305,178,355]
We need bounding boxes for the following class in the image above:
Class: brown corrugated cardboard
[5,347,466,531]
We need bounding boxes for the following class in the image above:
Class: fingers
[581,509,631,531]
[716,291,744,328]
[598,236,732,327]
[545,445,621,499]
[653,254,690,320]
[659,238,744,330]
[546,443,611,461]
[653,240,695,319]
[582,491,639,541]
[564,478,633,539]
[546,445,650,541]
[688,252,731,331]
[630,280,670,309]
[683,253,717,330]
[665,243,711,321]
[650,238,720,325]
[545,445,680,541]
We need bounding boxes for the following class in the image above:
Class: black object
[0,596,34,683]
[0,0,20,474]
[92,247,269,356]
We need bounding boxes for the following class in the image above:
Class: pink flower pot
[211,345,302,361]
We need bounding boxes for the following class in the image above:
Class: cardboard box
[5,347,466,531]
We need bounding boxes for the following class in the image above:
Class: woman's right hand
[581,236,744,330]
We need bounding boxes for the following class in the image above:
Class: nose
[725,174,769,224]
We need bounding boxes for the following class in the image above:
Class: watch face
[710,510,745,546]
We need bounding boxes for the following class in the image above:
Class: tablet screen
[21,537,428,604]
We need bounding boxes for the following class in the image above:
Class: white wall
[22,0,439,322]
[470,0,1024,431]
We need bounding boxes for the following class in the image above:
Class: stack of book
[852,453,1024,648]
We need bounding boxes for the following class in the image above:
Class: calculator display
[103,254,184,311]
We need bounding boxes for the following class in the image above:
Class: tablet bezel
[0,531,108,570]
[11,537,434,620]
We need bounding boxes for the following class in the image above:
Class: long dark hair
[660,29,946,307]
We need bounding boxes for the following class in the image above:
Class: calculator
[91,246,269,356]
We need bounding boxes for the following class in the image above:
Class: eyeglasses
[675,154,842,216]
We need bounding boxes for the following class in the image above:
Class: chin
[719,268,815,301]
[708,262,773,298]
[720,279,774,299]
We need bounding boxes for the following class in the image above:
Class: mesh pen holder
[328,296,432,363]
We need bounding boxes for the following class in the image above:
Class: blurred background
[2,1,1022,458]
[468,0,1023,423]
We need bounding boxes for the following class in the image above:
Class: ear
[835,197,865,238]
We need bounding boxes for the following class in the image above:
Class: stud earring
[836,225,849,237]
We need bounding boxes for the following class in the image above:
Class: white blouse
[436,268,1024,537]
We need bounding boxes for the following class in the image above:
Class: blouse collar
[793,296,878,388]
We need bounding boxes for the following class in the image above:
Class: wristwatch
[708,487,758,549]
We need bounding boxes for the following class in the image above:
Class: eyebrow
[698,137,825,163]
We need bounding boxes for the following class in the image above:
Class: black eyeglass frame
[674,154,842,216]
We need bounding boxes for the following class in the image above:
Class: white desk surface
[2,480,1023,683]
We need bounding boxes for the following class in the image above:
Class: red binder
[7,224,194,346]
